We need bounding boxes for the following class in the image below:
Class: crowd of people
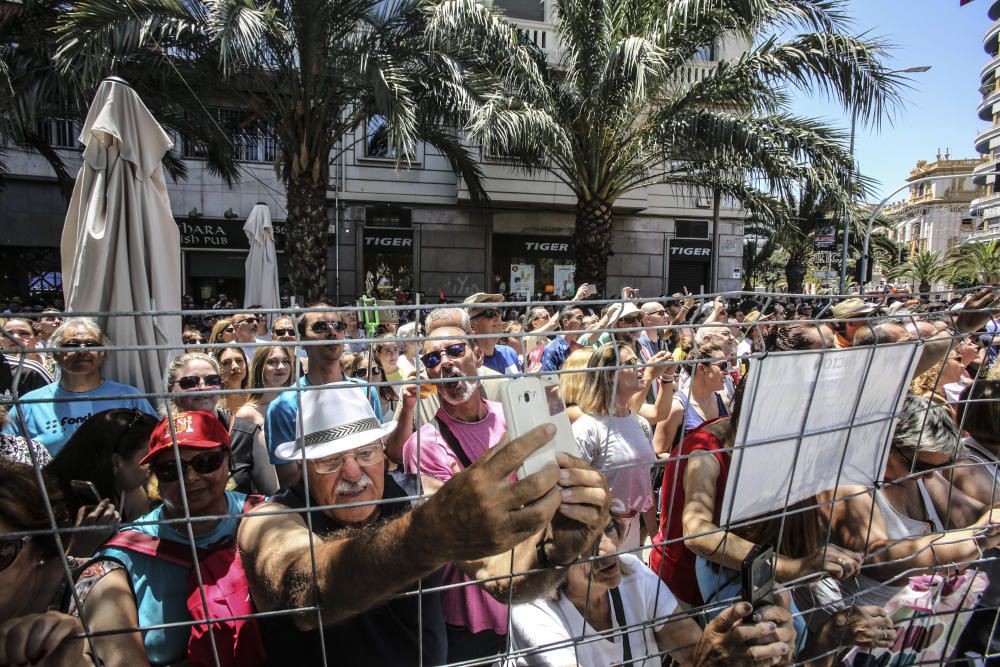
[0,284,998,667]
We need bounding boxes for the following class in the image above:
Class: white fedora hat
[274,382,396,461]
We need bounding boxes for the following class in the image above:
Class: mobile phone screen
[545,384,566,417]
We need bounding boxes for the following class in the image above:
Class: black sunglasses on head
[0,537,26,572]
[152,450,227,483]
[310,320,348,334]
[420,343,468,370]
[176,374,223,390]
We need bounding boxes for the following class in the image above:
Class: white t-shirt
[573,413,656,514]
[507,554,678,667]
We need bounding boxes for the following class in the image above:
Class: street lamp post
[839,65,931,295]
[859,173,957,293]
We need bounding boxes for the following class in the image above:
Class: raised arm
[240,425,567,630]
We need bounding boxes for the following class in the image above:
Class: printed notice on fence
[720,343,922,524]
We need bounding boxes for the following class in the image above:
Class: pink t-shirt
[402,400,509,635]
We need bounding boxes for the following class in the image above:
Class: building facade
[0,2,748,305]
[883,155,979,261]
[970,0,1000,242]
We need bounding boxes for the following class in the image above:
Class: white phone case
[500,374,579,479]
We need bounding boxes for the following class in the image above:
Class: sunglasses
[234,317,258,326]
[273,328,296,337]
[184,337,206,345]
[420,342,468,370]
[646,309,667,317]
[701,359,728,369]
[893,446,952,475]
[223,327,236,334]
[0,537,26,572]
[353,366,382,378]
[152,450,227,483]
[619,315,643,325]
[471,309,501,320]
[62,340,102,349]
[176,374,223,390]
[309,320,348,334]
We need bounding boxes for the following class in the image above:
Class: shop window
[675,220,709,239]
[38,118,80,149]
[493,0,544,22]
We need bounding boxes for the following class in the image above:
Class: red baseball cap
[143,411,230,465]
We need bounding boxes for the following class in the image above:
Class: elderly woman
[573,342,658,551]
[2,317,156,455]
[0,462,146,667]
[508,513,800,667]
[166,352,276,495]
[98,412,259,666]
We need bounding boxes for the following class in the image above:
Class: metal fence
[1,289,998,667]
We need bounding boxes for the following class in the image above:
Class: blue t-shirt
[540,336,574,372]
[2,380,156,455]
[265,376,384,464]
[99,490,248,666]
[482,344,522,376]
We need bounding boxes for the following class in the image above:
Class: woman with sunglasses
[572,342,658,551]
[209,318,236,346]
[352,351,397,422]
[181,327,208,354]
[166,352,277,495]
[652,342,730,459]
[46,408,159,523]
[0,462,147,667]
[98,412,258,666]
[3,317,157,456]
[213,346,250,413]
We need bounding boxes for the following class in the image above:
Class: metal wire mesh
[0,289,998,667]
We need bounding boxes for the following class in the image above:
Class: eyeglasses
[893,446,952,475]
[62,340,102,349]
[0,537,27,572]
[273,328,296,337]
[646,309,667,317]
[419,342,469,370]
[309,320,348,334]
[152,450,227,483]
[471,309,501,320]
[176,374,223,390]
[619,315,643,325]
[701,359,728,369]
[234,317,258,326]
[353,366,382,378]
[312,443,385,475]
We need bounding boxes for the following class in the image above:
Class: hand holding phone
[500,375,579,479]
[741,543,776,615]
[70,480,102,506]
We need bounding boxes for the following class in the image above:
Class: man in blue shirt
[3,317,155,455]
[463,293,522,375]
[265,302,414,488]
[540,307,585,372]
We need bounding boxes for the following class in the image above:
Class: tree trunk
[785,249,809,294]
[285,175,329,304]
[573,196,614,295]
[919,281,931,298]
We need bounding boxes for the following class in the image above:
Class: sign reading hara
[176,219,287,252]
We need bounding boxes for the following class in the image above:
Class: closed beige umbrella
[61,77,181,396]
[243,203,280,329]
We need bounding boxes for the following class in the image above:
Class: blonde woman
[560,348,594,423]
[209,318,236,345]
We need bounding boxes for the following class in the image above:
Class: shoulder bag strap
[609,586,632,663]
[433,416,473,469]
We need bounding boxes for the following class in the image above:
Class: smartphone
[70,480,102,506]
[741,543,776,611]
[500,374,579,479]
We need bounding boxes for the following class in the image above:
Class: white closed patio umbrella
[61,76,181,396]
[243,203,280,330]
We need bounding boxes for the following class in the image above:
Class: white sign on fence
[720,344,921,524]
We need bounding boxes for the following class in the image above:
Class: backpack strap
[104,531,197,568]
[433,416,473,469]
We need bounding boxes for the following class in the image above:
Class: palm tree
[891,250,948,297]
[425,0,903,291]
[55,0,488,302]
[949,240,1000,286]
[742,227,777,290]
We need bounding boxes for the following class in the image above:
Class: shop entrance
[362,228,414,299]
[492,234,575,300]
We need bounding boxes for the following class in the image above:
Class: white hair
[50,317,106,348]
[425,308,471,334]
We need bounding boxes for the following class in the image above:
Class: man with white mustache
[401,325,520,662]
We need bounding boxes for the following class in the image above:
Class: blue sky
[789,0,991,204]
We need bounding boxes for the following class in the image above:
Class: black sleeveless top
[258,471,448,666]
